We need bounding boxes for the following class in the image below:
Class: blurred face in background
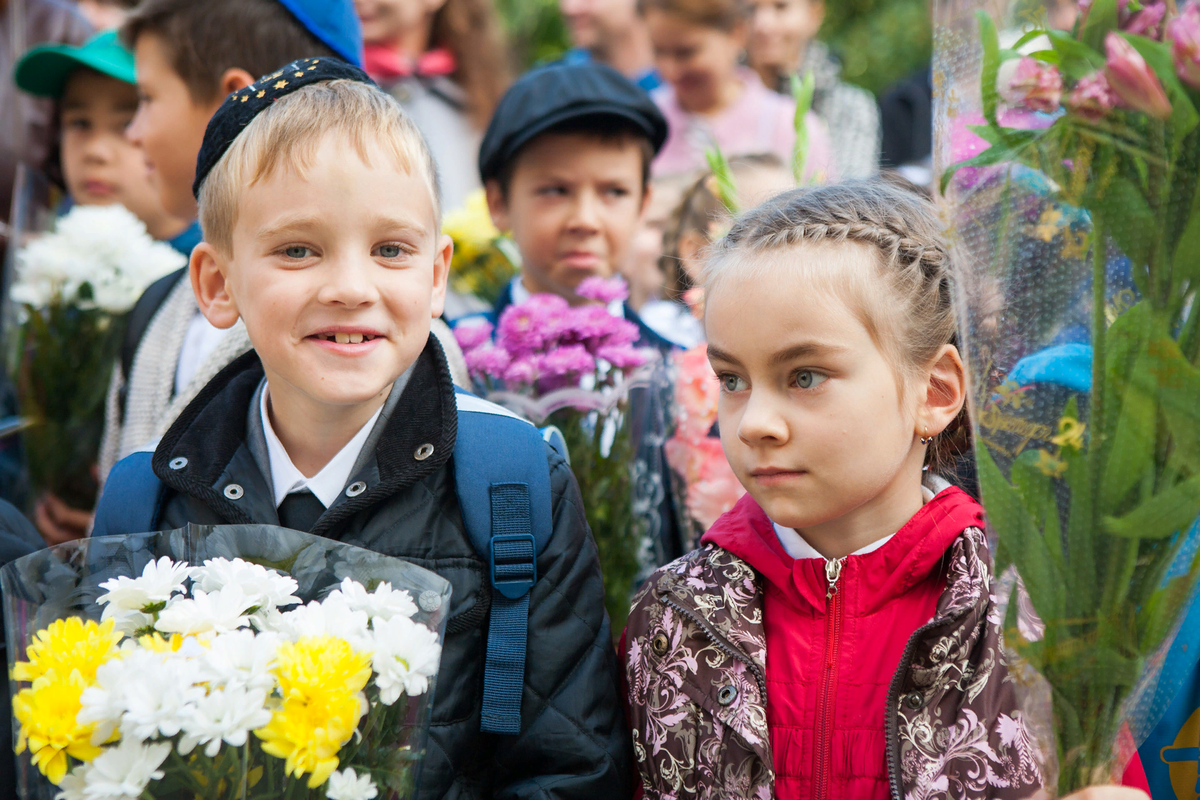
[354,0,445,48]
[560,0,640,52]
[745,0,824,77]
[61,68,186,240]
[645,10,745,114]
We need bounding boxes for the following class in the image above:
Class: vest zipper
[660,594,768,702]
[814,556,846,800]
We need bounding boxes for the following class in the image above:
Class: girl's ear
[190,242,241,329]
[918,343,967,438]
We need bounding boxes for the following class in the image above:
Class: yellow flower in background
[442,189,517,304]
[14,669,103,784]
[1034,449,1068,478]
[137,631,206,653]
[13,617,122,685]
[1052,417,1086,451]
[442,190,499,265]
[256,636,371,788]
[1033,206,1064,242]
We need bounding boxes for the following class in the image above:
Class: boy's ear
[190,242,241,329]
[219,68,256,98]
[429,233,453,320]
[917,344,967,438]
[484,179,511,234]
[639,181,654,219]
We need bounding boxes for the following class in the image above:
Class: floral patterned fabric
[624,527,1047,800]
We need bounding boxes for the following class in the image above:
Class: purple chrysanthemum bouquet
[455,277,656,630]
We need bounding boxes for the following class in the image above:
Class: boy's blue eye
[377,244,403,258]
[719,374,746,392]
[795,371,827,389]
[283,246,310,259]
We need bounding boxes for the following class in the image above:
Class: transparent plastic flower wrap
[935,0,1200,792]
[455,276,669,631]
[1,524,451,800]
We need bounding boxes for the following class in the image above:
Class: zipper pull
[825,557,845,599]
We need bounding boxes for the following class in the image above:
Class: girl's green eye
[796,371,827,389]
[284,246,309,259]
[378,244,403,258]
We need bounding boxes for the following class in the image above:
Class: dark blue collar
[168,221,203,257]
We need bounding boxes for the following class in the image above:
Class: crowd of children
[0,0,1177,797]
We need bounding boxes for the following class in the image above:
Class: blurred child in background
[75,0,136,29]
[744,0,881,179]
[639,0,833,179]
[356,0,510,212]
[560,0,661,91]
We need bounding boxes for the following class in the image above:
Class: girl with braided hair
[622,180,1149,799]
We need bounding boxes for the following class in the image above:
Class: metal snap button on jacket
[717,684,738,706]
[414,443,435,461]
[346,481,367,498]
[904,691,923,710]
[169,457,188,470]
[419,590,442,612]
[223,484,244,500]
[651,633,669,656]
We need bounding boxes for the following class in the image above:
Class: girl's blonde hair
[702,180,971,469]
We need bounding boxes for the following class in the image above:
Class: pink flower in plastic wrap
[998,57,1063,113]
[1119,0,1166,38]
[1168,2,1200,89]
[575,275,629,305]
[557,304,639,351]
[496,295,566,357]
[453,319,493,352]
[1066,71,1120,121]
[596,344,648,369]
[540,344,596,380]
[464,345,510,381]
[1105,32,1173,119]
[673,345,719,441]
[503,355,541,387]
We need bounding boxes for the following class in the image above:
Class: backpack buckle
[489,533,537,600]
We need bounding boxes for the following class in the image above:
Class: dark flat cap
[478,60,668,184]
[193,56,374,199]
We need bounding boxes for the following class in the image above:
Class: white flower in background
[78,738,172,799]
[53,767,88,800]
[265,594,371,649]
[155,586,255,635]
[13,205,185,312]
[177,686,272,758]
[327,577,417,623]
[98,556,192,614]
[198,628,278,694]
[119,654,205,742]
[78,656,134,745]
[191,557,301,612]
[370,615,442,704]
[325,767,379,800]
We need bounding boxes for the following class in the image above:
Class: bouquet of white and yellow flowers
[1,525,450,800]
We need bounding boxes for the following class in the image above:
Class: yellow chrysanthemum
[13,617,122,685]
[137,631,207,653]
[14,669,103,784]
[256,636,371,788]
[443,189,499,265]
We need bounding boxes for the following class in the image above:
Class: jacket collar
[152,336,458,534]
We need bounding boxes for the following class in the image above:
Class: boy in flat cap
[94,60,631,799]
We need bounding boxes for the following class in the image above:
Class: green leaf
[1080,0,1118,54]
[704,144,738,214]
[1012,449,1066,572]
[1098,308,1158,513]
[1103,473,1200,537]
[1046,29,1106,82]
[791,71,815,184]
[978,445,1064,621]
[977,11,1001,126]
[1088,174,1156,274]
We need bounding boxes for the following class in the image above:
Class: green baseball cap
[14,31,136,99]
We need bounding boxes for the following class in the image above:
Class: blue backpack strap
[91,451,165,538]
[453,389,554,735]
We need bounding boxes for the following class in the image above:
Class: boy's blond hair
[198,79,441,255]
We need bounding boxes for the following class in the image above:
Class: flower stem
[1089,222,1107,520]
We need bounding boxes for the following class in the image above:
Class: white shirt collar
[772,485,936,560]
[510,276,625,317]
[260,385,383,509]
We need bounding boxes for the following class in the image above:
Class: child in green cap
[15,31,192,249]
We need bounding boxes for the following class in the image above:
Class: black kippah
[192,56,375,199]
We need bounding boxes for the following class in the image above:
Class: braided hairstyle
[702,180,972,472]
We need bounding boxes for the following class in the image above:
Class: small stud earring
[919,431,931,446]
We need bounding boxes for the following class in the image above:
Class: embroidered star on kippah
[274,80,288,90]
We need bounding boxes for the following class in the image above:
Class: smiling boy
[94,61,630,799]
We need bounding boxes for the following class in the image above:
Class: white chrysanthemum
[263,594,371,648]
[197,629,278,694]
[13,205,185,312]
[178,685,273,758]
[98,556,192,613]
[370,615,442,704]
[118,654,206,742]
[78,656,133,745]
[155,586,255,635]
[78,738,172,799]
[327,577,418,624]
[191,557,301,612]
[53,766,88,800]
[325,767,379,800]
